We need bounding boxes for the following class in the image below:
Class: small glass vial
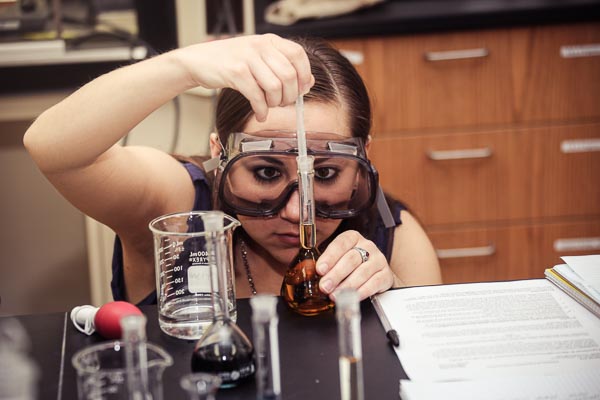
[250,295,281,400]
[180,373,221,400]
[336,289,364,400]
[120,315,150,400]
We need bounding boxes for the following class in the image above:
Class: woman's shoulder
[174,155,214,211]
[383,194,407,227]
[173,155,210,181]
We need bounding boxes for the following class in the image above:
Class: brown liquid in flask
[281,223,334,316]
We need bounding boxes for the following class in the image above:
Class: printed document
[377,279,600,382]
[400,370,600,400]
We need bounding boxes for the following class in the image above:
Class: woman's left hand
[317,230,395,301]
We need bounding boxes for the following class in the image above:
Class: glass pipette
[295,95,315,246]
[280,96,334,315]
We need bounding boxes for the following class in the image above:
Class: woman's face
[228,101,352,266]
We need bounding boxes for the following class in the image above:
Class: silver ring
[353,246,370,263]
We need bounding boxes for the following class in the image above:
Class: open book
[374,279,600,399]
[545,255,600,318]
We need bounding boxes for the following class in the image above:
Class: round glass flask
[191,211,255,388]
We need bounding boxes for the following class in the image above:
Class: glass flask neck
[208,230,230,320]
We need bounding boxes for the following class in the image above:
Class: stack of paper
[545,255,600,318]
[400,371,600,400]
[375,279,600,400]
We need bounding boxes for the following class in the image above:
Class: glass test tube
[336,289,365,400]
[297,155,316,249]
[250,295,281,400]
[121,314,150,400]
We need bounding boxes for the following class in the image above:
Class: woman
[24,34,441,305]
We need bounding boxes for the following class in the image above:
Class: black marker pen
[370,295,400,347]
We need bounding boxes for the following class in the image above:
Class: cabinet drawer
[370,123,600,225]
[522,123,600,219]
[371,130,504,225]
[512,22,600,123]
[354,29,515,132]
[428,219,600,284]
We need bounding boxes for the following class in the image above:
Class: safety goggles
[207,131,379,219]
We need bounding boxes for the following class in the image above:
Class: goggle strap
[376,185,396,229]
[202,156,221,172]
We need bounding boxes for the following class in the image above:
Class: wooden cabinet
[511,23,600,122]
[332,22,600,284]
[365,29,515,132]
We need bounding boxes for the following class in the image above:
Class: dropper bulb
[70,301,143,339]
[95,302,143,339]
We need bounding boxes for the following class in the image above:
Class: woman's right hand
[173,34,315,122]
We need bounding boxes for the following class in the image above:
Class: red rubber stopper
[93,301,143,339]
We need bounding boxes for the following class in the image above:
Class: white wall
[0,119,90,316]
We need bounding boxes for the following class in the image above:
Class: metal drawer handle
[424,48,489,61]
[560,139,600,153]
[560,44,600,58]
[436,244,496,259]
[427,147,493,161]
[554,237,600,252]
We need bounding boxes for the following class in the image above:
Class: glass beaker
[149,211,241,340]
[71,341,173,400]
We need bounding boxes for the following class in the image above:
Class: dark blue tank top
[111,162,404,305]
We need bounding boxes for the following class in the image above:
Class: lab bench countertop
[11,297,404,400]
